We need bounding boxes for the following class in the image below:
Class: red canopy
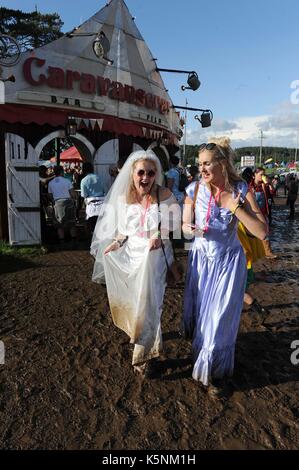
[0,104,178,144]
[50,146,83,162]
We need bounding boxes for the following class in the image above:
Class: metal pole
[55,138,61,167]
[295,131,298,163]
[259,130,263,166]
[173,105,211,112]
[156,68,194,74]
[183,99,188,166]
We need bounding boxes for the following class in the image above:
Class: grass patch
[0,241,46,257]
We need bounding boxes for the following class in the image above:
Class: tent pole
[55,138,61,167]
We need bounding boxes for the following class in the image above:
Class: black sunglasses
[199,142,226,158]
[136,169,156,177]
[199,143,217,152]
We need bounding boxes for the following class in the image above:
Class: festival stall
[0,0,182,245]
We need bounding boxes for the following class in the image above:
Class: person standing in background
[80,162,105,234]
[287,175,298,219]
[48,166,77,244]
[253,167,277,258]
[166,156,185,205]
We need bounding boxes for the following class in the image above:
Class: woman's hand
[104,241,120,255]
[149,237,162,251]
[182,223,195,236]
[182,223,204,238]
[223,192,242,213]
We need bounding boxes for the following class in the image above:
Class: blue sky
[3,0,299,149]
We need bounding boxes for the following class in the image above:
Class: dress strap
[193,181,200,208]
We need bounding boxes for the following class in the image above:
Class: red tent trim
[0,103,178,143]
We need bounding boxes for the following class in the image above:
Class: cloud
[184,106,299,148]
[208,118,240,132]
[258,112,299,131]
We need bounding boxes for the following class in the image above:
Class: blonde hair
[126,158,158,204]
[199,136,242,191]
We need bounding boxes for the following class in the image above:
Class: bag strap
[157,186,170,271]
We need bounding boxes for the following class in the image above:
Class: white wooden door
[5,133,41,245]
[94,139,119,194]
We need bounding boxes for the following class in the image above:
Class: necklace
[202,186,225,233]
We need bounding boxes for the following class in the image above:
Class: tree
[0,7,64,52]
[40,138,72,161]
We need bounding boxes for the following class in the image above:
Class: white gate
[5,133,41,245]
[94,139,119,194]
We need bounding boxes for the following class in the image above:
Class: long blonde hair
[199,136,242,191]
[126,158,158,204]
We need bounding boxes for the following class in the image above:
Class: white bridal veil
[90,149,164,283]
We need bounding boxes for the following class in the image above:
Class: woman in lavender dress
[182,137,267,397]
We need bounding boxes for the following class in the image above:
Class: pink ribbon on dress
[138,196,151,237]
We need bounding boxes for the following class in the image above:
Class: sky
[2,0,299,149]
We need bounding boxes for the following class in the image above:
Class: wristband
[151,230,161,239]
[232,204,242,216]
[113,237,127,247]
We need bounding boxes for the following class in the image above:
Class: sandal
[133,362,147,377]
[249,299,271,325]
[208,379,231,400]
[133,359,158,379]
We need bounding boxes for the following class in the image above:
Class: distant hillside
[234,147,296,164]
[181,145,297,165]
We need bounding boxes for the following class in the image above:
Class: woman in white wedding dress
[91,150,181,377]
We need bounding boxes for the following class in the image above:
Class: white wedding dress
[102,194,180,365]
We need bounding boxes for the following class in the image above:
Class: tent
[50,146,83,163]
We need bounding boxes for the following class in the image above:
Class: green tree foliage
[0,7,64,51]
[234,147,293,164]
[40,138,73,161]
[181,145,200,166]
[182,145,296,166]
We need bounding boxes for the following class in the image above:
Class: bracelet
[113,237,127,247]
[151,230,161,239]
[232,204,242,216]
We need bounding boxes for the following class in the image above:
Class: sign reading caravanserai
[23,57,170,115]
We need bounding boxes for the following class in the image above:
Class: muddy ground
[0,197,298,450]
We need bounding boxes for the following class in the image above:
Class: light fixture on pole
[0,74,15,83]
[194,110,213,128]
[66,29,114,65]
[155,68,201,91]
[173,105,213,128]
[181,72,201,91]
[66,118,77,136]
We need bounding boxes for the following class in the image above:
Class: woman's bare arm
[229,191,268,240]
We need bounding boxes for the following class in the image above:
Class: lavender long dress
[183,181,248,385]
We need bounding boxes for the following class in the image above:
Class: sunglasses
[199,142,226,159]
[199,143,217,152]
[136,169,156,177]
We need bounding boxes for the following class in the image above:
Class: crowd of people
[39,140,298,397]
[89,137,298,398]
[39,161,106,244]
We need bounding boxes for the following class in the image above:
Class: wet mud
[0,197,298,450]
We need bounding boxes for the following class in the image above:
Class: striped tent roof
[4,0,181,142]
